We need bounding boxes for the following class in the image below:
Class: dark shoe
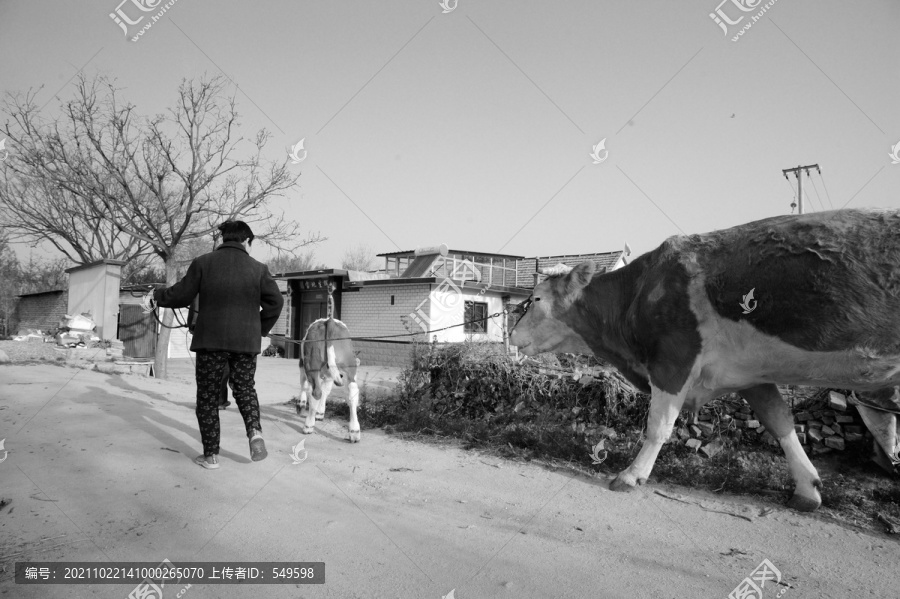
[194,454,220,470]
[249,431,267,462]
[218,401,231,410]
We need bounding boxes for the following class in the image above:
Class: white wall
[67,261,122,340]
[341,282,510,343]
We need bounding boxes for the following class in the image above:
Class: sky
[1,0,898,270]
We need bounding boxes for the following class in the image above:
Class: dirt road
[1,361,898,598]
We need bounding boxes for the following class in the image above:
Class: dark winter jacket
[153,242,284,354]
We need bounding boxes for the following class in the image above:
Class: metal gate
[118,304,157,359]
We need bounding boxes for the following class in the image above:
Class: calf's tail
[325,318,344,385]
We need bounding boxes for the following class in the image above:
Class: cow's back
[659,209,900,354]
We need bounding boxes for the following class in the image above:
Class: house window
[464,300,488,334]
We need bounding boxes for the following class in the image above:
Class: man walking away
[150,221,284,469]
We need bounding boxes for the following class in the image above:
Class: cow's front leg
[741,384,821,512]
[611,385,685,491]
[347,381,361,443]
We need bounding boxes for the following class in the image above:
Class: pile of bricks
[106,340,125,360]
[792,391,869,455]
[671,389,870,457]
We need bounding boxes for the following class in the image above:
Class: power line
[803,188,819,213]
[817,171,836,210]
[807,170,829,211]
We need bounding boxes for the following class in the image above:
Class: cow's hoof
[786,492,821,512]
[302,426,315,434]
[609,474,638,492]
[348,430,361,443]
[315,413,325,421]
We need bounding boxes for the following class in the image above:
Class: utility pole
[782,164,820,214]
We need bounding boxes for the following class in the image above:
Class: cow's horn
[538,263,573,276]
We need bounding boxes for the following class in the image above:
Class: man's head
[218,220,254,248]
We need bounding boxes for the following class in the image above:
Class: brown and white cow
[298,318,361,442]
[509,209,900,511]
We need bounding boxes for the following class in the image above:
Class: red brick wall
[13,290,69,334]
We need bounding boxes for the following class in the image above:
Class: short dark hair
[218,220,254,245]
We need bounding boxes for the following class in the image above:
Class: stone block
[828,391,848,411]
[821,425,835,437]
[808,428,824,443]
[844,425,863,435]
[745,420,760,429]
[685,438,702,451]
[697,422,715,436]
[701,439,725,458]
[835,415,855,424]
[807,420,824,429]
[794,424,806,433]
[797,432,807,445]
[795,411,812,422]
[824,436,845,450]
[690,425,702,438]
[844,432,864,443]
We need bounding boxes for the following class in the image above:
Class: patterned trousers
[195,351,262,456]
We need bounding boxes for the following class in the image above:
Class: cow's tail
[324,318,342,383]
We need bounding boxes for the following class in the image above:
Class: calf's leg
[316,377,334,420]
[302,370,322,434]
[347,369,360,443]
[740,383,821,512]
[297,368,309,415]
[611,385,685,491]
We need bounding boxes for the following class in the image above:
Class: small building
[12,289,69,334]
[65,259,127,341]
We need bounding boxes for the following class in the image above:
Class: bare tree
[0,234,20,337]
[267,250,324,275]
[1,74,321,378]
[0,105,150,264]
[340,244,377,271]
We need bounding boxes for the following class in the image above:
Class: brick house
[12,289,69,334]
[276,244,629,367]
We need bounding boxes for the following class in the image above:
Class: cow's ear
[565,261,595,295]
